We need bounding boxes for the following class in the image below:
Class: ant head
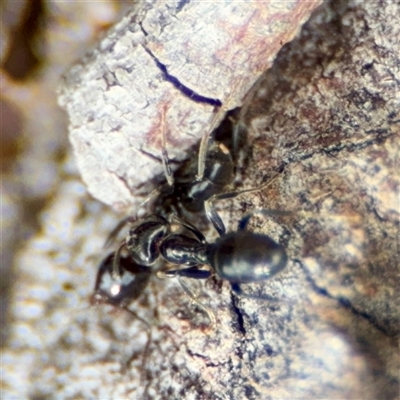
[91,252,152,307]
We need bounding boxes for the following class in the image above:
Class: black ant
[150,107,244,217]
[92,175,288,322]
[90,107,240,328]
[90,108,233,320]
[91,103,288,323]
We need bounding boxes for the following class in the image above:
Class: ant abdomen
[208,231,288,284]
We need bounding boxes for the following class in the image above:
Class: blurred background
[1,0,130,350]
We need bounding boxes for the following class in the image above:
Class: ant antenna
[196,104,228,182]
[112,242,126,280]
[160,104,174,187]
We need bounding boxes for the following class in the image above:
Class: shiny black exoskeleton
[91,252,151,308]
[164,141,234,214]
[92,112,240,308]
[92,200,288,310]
[96,199,287,305]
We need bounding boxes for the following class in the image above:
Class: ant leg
[111,242,126,279]
[204,173,280,236]
[160,105,174,187]
[178,276,216,329]
[170,214,207,243]
[204,195,226,236]
[157,267,215,328]
[119,304,152,381]
[158,266,212,280]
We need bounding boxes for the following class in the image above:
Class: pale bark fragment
[58,0,322,212]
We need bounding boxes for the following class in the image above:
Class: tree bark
[3,1,399,399]
[58,0,321,212]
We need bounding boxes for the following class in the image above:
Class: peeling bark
[58,0,321,212]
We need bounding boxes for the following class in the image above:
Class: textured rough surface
[2,1,399,399]
[58,0,322,212]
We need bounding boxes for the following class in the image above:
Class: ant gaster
[91,252,151,308]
